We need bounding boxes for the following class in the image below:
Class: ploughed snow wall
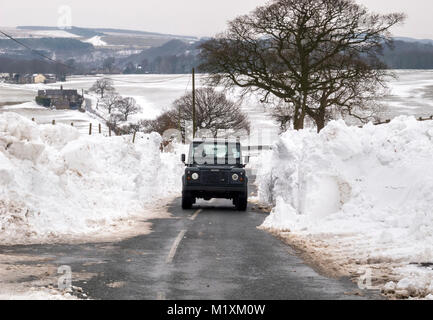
[0,112,183,244]
[256,116,433,297]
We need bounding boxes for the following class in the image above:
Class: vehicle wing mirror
[181,154,186,163]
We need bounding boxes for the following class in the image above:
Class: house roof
[40,89,79,96]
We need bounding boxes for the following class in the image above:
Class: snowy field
[384,70,433,119]
[0,74,279,145]
[1,70,433,144]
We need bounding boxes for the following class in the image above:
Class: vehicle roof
[192,138,241,143]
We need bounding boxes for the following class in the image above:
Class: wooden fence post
[99,123,102,134]
[52,120,55,125]
[71,122,74,126]
[132,131,136,144]
[89,123,92,135]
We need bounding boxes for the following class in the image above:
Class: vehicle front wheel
[182,192,193,210]
[235,195,248,211]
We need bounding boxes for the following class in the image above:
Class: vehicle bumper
[184,185,247,193]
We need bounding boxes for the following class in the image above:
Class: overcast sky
[0,0,432,38]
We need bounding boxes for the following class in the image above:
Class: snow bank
[257,116,433,298]
[0,289,78,300]
[0,112,183,244]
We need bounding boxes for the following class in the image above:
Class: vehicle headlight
[192,173,199,180]
[232,174,239,181]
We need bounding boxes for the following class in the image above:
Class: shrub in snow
[0,112,183,244]
[256,116,433,297]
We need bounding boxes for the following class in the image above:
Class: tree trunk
[315,115,325,133]
[315,101,327,133]
[293,114,305,130]
[294,96,307,130]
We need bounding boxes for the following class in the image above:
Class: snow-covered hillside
[0,112,183,245]
[256,116,433,298]
[84,36,107,47]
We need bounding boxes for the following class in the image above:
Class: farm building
[36,86,84,110]
[33,74,46,84]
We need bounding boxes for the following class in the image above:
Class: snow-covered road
[2,72,433,299]
[0,178,379,300]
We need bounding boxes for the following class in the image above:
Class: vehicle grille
[202,170,229,185]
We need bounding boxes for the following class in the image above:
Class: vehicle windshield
[190,142,241,165]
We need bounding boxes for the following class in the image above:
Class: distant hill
[17,26,198,43]
[382,40,433,69]
[92,28,197,41]
[123,39,194,63]
[0,56,69,74]
[5,28,433,74]
[120,39,204,74]
[0,26,201,73]
[0,37,93,51]
[12,26,199,53]
[117,36,433,73]
[393,37,433,46]
[17,26,103,38]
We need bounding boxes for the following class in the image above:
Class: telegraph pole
[192,67,196,138]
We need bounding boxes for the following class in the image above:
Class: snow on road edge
[256,116,433,299]
[0,112,184,245]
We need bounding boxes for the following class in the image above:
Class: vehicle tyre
[235,195,248,211]
[182,192,193,210]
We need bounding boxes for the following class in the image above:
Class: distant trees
[142,88,250,138]
[103,57,116,73]
[106,113,125,135]
[199,0,405,132]
[65,59,76,70]
[0,57,69,75]
[123,62,137,74]
[90,78,115,98]
[123,56,199,74]
[121,40,203,74]
[139,112,178,137]
[382,41,433,69]
[100,95,140,133]
[87,78,141,134]
[116,97,140,121]
[140,59,149,71]
[101,93,122,114]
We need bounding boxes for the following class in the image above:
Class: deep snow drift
[0,112,183,244]
[257,116,433,298]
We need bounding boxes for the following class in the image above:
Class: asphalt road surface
[0,176,380,300]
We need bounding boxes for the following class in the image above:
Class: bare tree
[153,88,250,138]
[106,113,124,136]
[199,0,405,132]
[101,93,122,114]
[140,113,178,137]
[90,78,115,99]
[117,97,140,121]
[269,102,293,133]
